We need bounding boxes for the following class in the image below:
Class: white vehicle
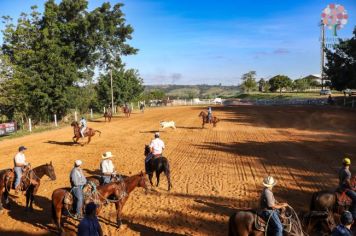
[160,121,176,129]
[213,98,222,104]
[343,89,356,96]
[319,89,331,95]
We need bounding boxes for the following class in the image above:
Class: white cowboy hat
[75,160,82,166]
[102,151,114,159]
[263,176,277,187]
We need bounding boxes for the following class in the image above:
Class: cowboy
[207,107,212,123]
[70,160,87,219]
[100,151,116,184]
[13,146,28,193]
[77,202,103,236]
[145,132,165,172]
[338,158,356,220]
[260,176,288,236]
[331,210,353,236]
[79,117,87,138]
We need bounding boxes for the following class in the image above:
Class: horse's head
[198,111,204,117]
[45,161,56,180]
[302,211,335,236]
[71,121,79,127]
[138,171,148,191]
[144,145,150,156]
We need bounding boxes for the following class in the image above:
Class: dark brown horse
[144,145,172,191]
[71,121,101,145]
[122,105,131,118]
[228,208,306,236]
[0,169,13,211]
[198,111,219,128]
[104,109,113,122]
[3,162,56,211]
[51,172,147,232]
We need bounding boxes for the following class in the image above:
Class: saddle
[254,210,292,232]
[63,181,98,207]
[335,190,352,208]
[12,166,36,191]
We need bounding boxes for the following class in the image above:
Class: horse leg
[87,136,91,145]
[115,199,127,228]
[156,171,161,187]
[4,188,10,208]
[25,189,30,211]
[148,173,154,186]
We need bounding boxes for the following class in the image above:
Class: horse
[0,169,13,211]
[144,145,172,191]
[71,121,101,145]
[198,111,220,128]
[51,172,147,232]
[228,207,305,236]
[3,162,56,211]
[139,103,145,113]
[104,109,113,122]
[301,211,337,236]
[122,105,131,117]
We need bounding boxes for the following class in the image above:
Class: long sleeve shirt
[70,167,87,187]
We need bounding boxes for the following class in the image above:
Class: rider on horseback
[260,176,288,236]
[338,157,356,220]
[100,151,116,184]
[13,146,28,193]
[70,160,87,219]
[207,107,212,123]
[80,117,87,138]
[145,132,165,172]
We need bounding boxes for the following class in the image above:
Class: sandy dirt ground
[0,105,355,236]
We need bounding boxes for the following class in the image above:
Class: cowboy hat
[75,160,82,166]
[102,151,114,159]
[263,176,277,187]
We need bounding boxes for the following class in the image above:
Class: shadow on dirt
[45,140,76,146]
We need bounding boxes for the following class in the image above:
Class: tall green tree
[241,71,257,93]
[269,75,292,94]
[96,68,143,107]
[325,26,356,90]
[1,0,137,122]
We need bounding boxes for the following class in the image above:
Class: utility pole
[320,20,325,90]
[110,67,114,113]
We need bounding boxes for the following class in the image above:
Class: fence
[223,98,327,106]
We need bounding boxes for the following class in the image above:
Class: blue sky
[0,0,355,85]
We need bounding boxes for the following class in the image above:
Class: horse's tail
[95,130,101,137]
[51,199,57,223]
[228,212,237,236]
[163,158,171,177]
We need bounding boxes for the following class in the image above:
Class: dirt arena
[0,105,355,236]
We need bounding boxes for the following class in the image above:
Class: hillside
[144,84,241,98]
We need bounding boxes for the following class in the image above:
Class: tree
[292,78,309,92]
[258,78,266,92]
[269,75,292,94]
[241,71,257,93]
[1,0,138,122]
[325,26,356,90]
[96,68,143,107]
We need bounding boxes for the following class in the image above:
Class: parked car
[343,89,356,96]
[213,98,222,104]
[320,89,331,95]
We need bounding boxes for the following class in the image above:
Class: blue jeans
[346,190,356,220]
[102,176,111,185]
[72,186,84,215]
[261,210,283,236]
[14,167,23,189]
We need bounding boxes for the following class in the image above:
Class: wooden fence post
[74,111,78,121]
[29,118,32,132]
[90,109,93,118]
[54,114,58,127]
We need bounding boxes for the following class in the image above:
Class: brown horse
[104,109,113,122]
[71,121,101,145]
[198,111,220,128]
[51,172,147,232]
[122,105,131,117]
[0,169,13,211]
[228,207,305,236]
[3,162,56,211]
